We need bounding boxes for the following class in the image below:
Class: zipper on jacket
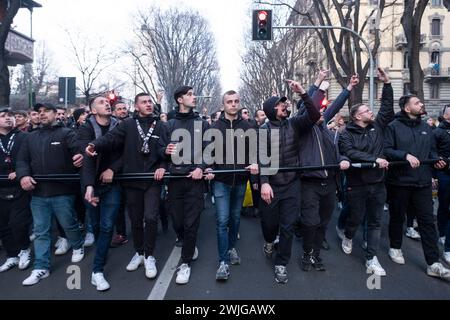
[314,126,328,177]
[231,119,236,187]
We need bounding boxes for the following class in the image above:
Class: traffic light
[108,91,118,105]
[252,9,273,41]
[321,98,329,109]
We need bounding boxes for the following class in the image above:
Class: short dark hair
[222,90,238,104]
[254,109,264,118]
[56,107,66,112]
[399,94,418,110]
[349,103,365,121]
[89,96,104,110]
[135,92,150,105]
[173,86,193,105]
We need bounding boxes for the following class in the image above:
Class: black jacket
[384,111,438,187]
[0,129,27,197]
[165,110,209,175]
[78,116,122,190]
[259,93,321,187]
[210,113,255,186]
[338,83,394,186]
[16,123,81,197]
[433,120,450,167]
[90,114,167,190]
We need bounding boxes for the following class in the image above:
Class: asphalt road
[0,197,449,300]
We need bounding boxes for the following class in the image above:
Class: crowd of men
[0,67,449,292]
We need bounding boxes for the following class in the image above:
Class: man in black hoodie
[210,90,258,281]
[338,68,393,276]
[78,95,122,291]
[164,85,211,285]
[86,93,167,281]
[16,102,85,286]
[259,80,320,284]
[0,108,32,273]
[384,95,450,280]
[433,104,450,264]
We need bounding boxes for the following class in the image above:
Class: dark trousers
[168,178,204,264]
[406,202,417,228]
[115,192,127,236]
[387,185,439,265]
[260,180,300,266]
[0,192,32,257]
[300,179,336,256]
[345,182,386,260]
[437,172,450,237]
[125,185,161,257]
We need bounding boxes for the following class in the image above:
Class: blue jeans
[86,184,121,273]
[213,181,246,264]
[31,195,83,270]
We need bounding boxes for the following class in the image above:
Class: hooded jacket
[384,111,439,187]
[90,114,168,190]
[433,120,450,168]
[16,122,81,197]
[259,93,320,187]
[338,83,394,187]
[0,129,27,197]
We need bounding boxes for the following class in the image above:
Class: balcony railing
[424,67,450,78]
[395,34,427,49]
[5,29,34,66]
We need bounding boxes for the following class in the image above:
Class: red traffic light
[108,93,116,101]
[258,10,268,21]
[321,98,329,108]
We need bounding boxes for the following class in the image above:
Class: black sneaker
[312,255,326,271]
[274,265,288,284]
[301,252,314,272]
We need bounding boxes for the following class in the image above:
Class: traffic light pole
[274,25,375,111]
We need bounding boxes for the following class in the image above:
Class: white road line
[147,246,181,300]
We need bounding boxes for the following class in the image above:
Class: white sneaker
[91,272,110,291]
[18,249,31,270]
[336,225,345,241]
[22,269,49,286]
[175,263,191,284]
[55,237,70,255]
[366,256,386,276]
[427,262,450,279]
[84,232,95,247]
[126,253,144,271]
[192,247,199,261]
[388,248,405,264]
[71,247,85,263]
[0,257,19,272]
[413,219,418,228]
[341,237,352,255]
[439,236,446,246]
[29,233,37,242]
[144,256,157,279]
[405,227,421,240]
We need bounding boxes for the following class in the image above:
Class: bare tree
[65,29,115,104]
[130,7,222,112]
[402,0,428,101]
[255,0,397,108]
[0,0,21,106]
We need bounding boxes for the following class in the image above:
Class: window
[431,51,440,64]
[403,51,409,69]
[432,19,441,36]
[369,0,379,5]
[431,0,442,6]
[430,83,440,99]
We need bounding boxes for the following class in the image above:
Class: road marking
[147,246,181,300]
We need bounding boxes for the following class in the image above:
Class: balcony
[402,69,410,82]
[424,67,450,81]
[5,29,34,66]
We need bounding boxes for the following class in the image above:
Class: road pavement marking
[147,246,181,300]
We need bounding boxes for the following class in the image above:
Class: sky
[13,0,254,97]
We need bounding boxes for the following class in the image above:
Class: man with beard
[384,95,450,280]
[259,80,320,284]
[0,108,32,273]
[338,68,394,276]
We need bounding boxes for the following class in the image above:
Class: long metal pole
[274,25,375,111]
[64,77,68,109]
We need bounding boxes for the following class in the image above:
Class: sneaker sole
[145,272,157,279]
[366,268,387,276]
[389,256,405,265]
[91,280,110,291]
[216,275,229,281]
[23,272,49,286]
[275,278,288,284]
